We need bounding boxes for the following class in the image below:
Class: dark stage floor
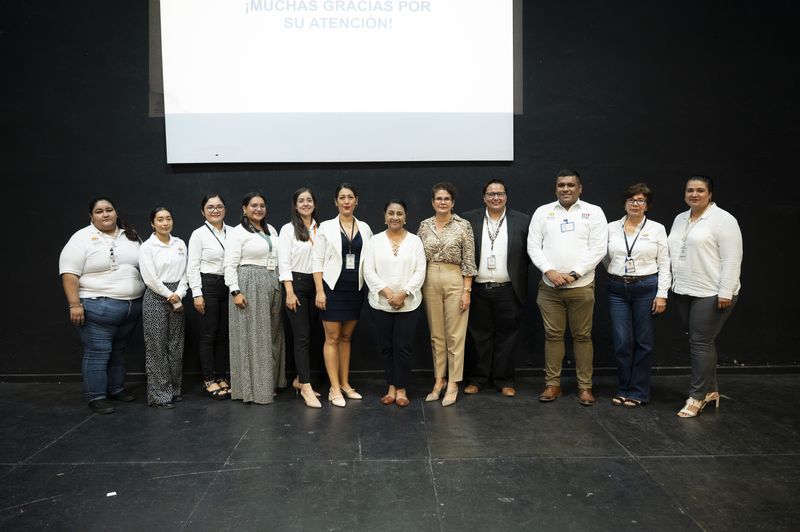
[1,374,798,531]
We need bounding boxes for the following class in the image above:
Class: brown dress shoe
[578,388,595,406]
[538,385,562,402]
[500,387,516,397]
[464,384,480,394]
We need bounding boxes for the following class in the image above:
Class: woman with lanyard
[139,206,189,408]
[279,187,323,408]
[363,199,426,407]
[312,183,373,408]
[59,197,144,414]
[187,194,233,400]
[224,191,286,404]
[604,183,670,407]
[417,182,477,407]
[668,176,742,418]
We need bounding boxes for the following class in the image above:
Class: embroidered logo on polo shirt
[582,213,591,219]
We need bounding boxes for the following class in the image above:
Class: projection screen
[160,0,513,163]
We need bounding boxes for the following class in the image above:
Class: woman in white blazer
[312,183,373,407]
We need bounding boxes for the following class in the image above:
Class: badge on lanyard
[624,257,636,273]
[345,253,356,270]
[560,219,575,233]
[487,255,497,270]
[267,252,277,271]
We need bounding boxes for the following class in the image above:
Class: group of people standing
[59,170,742,419]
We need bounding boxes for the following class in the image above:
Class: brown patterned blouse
[416,214,477,277]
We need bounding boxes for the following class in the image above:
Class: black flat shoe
[151,402,175,409]
[88,399,115,414]
[109,390,135,402]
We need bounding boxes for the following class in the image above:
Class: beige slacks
[422,263,469,382]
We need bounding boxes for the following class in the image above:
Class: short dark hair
[556,169,581,184]
[482,178,507,196]
[687,175,714,195]
[200,193,225,210]
[384,199,407,213]
[335,182,358,199]
[149,206,172,224]
[623,183,652,205]
[431,182,457,201]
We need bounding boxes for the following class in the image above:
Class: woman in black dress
[312,183,373,407]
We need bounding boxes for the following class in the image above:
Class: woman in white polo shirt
[668,176,743,418]
[59,198,145,415]
[224,191,286,404]
[363,199,426,407]
[139,207,189,409]
[187,194,233,401]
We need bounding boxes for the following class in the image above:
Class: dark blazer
[462,208,531,305]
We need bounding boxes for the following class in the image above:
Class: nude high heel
[701,391,721,411]
[293,376,321,397]
[425,380,447,402]
[328,389,346,408]
[677,397,703,418]
[441,386,458,407]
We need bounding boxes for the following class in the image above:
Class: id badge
[267,253,277,271]
[624,258,636,274]
[679,245,687,260]
[560,221,575,233]
[345,253,356,270]
[487,255,497,270]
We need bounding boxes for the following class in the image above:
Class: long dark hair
[89,197,139,242]
[291,187,316,242]
[240,191,267,233]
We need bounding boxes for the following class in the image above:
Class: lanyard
[484,211,506,252]
[204,222,225,250]
[623,217,647,259]
[307,222,317,245]
[256,230,273,252]
[339,218,356,254]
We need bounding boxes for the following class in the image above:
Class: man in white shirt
[462,179,531,397]
[527,170,608,405]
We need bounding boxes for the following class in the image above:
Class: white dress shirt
[668,203,742,299]
[278,220,318,282]
[527,199,608,288]
[223,223,279,293]
[475,209,511,283]
[59,224,145,300]
[363,231,427,312]
[312,217,373,290]
[139,234,189,298]
[186,222,232,296]
[605,216,672,298]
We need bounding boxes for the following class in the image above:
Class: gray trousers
[673,293,737,400]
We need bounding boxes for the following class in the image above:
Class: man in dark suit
[462,179,531,397]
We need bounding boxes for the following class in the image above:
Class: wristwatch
[569,271,580,280]
[231,290,241,297]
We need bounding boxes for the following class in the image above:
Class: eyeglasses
[205,205,225,212]
[625,199,646,206]
[485,192,507,198]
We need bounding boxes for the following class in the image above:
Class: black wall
[3,1,798,377]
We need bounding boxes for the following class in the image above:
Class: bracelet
[69,303,83,309]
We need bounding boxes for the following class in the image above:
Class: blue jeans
[607,275,658,402]
[79,297,142,401]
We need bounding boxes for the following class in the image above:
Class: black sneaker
[109,390,135,402]
[88,399,115,414]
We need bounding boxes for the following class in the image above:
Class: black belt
[607,273,657,284]
[474,281,511,289]
[201,273,224,279]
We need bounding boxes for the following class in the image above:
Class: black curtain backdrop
[2,1,798,377]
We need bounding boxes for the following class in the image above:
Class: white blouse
[363,231,427,313]
[223,223,279,293]
[139,234,189,298]
[605,217,671,298]
[277,220,318,282]
[668,203,742,299]
[186,222,233,297]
